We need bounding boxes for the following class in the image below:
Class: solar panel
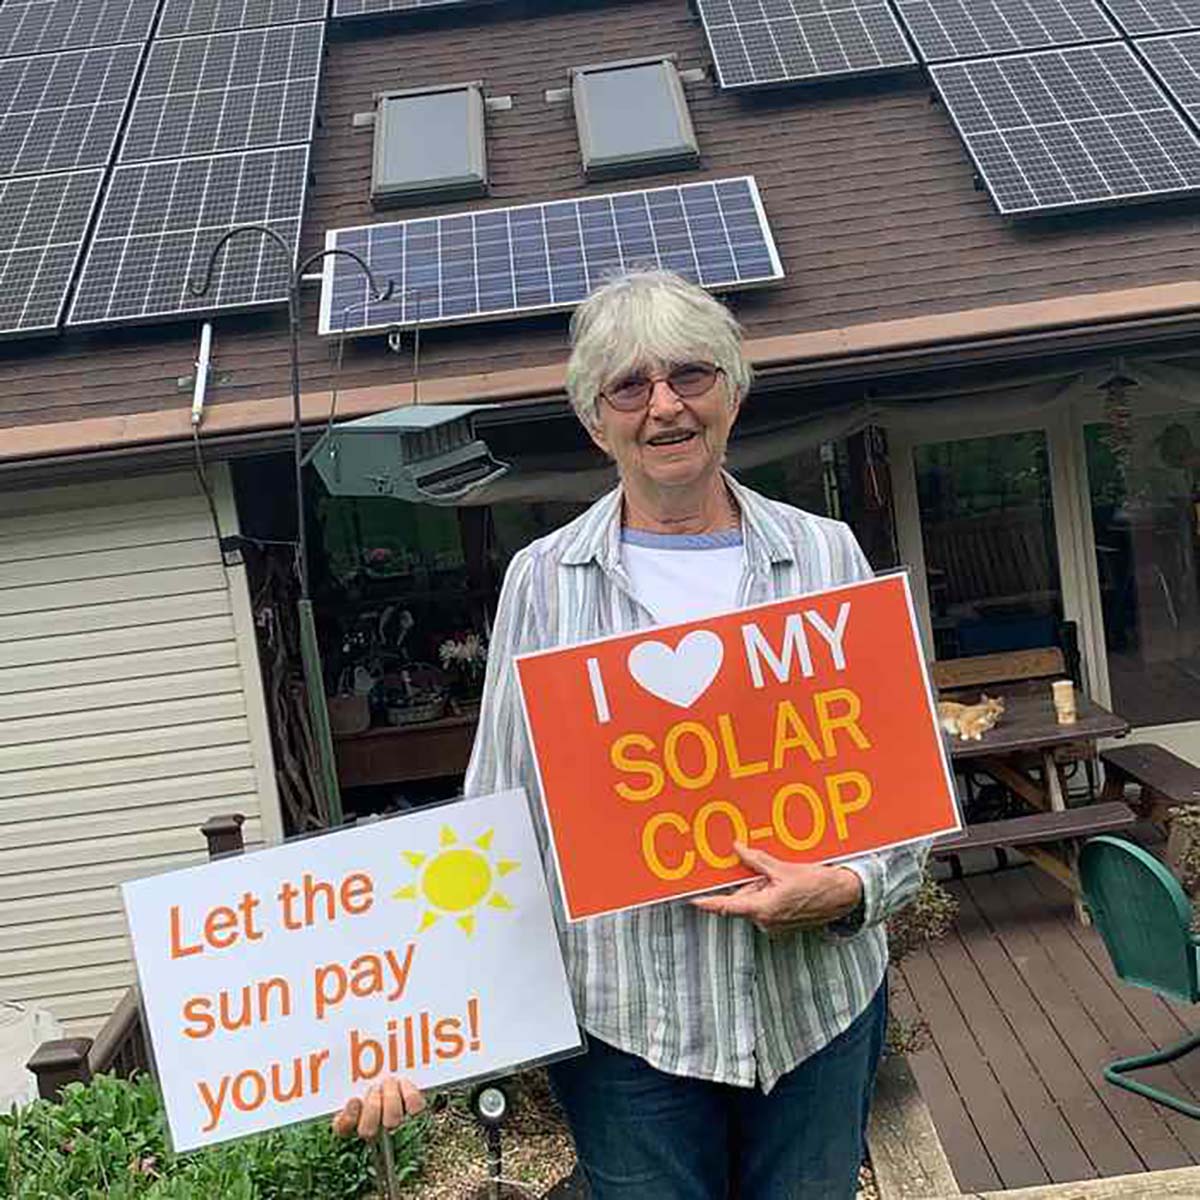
[67,145,309,326]
[0,43,142,178]
[0,0,159,59]
[0,168,103,336]
[930,42,1200,214]
[695,0,916,88]
[895,0,1116,62]
[1102,0,1200,36]
[331,0,487,15]
[318,176,783,337]
[1139,30,1200,119]
[121,23,323,163]
[157,0,329,36]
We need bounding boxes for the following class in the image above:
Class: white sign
[122,789,581,1151]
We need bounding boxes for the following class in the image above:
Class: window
[372,82,486,207]
[572,58,699,180]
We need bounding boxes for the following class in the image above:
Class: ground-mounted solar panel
[931,43,1200,215]
[695,0,916,88]
[0,42,142,178]
[331,0,490,16]
[1102,0,1200,36]
[0,167,103,336]
[318,176,782,337]
[67,144,309,326]
[0,0,159,59]
[157,0,329,37]
[121,23,323,163]
[1138,30,1200,119]
[895,0,1116,62]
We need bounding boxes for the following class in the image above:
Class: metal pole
[373,1130,401,1200]
[191,228,393,831]
[288,275,310,601]
[286,269,342,824]
[487,1125,502,1200]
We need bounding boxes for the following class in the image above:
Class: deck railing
[25,813,247,1099]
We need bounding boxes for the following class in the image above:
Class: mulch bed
[400,1072,575,1199]
[400,1070,879,1199]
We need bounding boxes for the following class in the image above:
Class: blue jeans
[548,984,886,1200]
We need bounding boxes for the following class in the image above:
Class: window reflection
[915,432,1063,660]
[1086,415,1200,727]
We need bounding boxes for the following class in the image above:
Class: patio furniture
[933,640,1097,812]
[1079,835,1200,1119]
[945,690,1130,919]
[931,645,1068,696]
[1100,743,1200,827]
[934,800,1136,864]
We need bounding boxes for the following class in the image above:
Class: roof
[5,0,1200,461]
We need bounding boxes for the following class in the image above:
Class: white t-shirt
[620,528,745,626]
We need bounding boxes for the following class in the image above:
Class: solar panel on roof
[930,42,1200,214]
[0,0,159,59]
[895,0,1116,62]
[1102,0,1200,36]
[121,23,323,163]
[331,0,488,16]
[1138,30,1200,119]
[0,42,141,178]
[318,176,782,337]
[67,145,309,326]
[696,0,916,88]
[0,168,103,336]
[157,0,328,37]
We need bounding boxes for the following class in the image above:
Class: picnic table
[949,691,1129,797]
[940,691,1133,917]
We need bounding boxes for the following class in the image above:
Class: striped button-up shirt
[464,474,928,1091]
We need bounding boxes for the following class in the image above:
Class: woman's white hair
[565,269,753,428]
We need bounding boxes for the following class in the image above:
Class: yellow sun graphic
[391,824,520,936]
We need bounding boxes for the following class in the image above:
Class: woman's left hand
[690,844,862,933]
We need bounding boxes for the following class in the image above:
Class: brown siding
[3,0,1200,436]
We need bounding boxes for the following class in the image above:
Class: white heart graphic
[627,630,725,709]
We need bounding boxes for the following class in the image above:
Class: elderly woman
[336,270,927,1198]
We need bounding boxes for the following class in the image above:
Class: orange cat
[937,694,1005,741]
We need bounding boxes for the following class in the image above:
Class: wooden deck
[894,864,1200,1193]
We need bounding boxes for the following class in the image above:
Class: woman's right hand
[331,1077,427,1139]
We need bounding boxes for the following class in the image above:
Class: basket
[328,694,370,736]
[386,695,447,726]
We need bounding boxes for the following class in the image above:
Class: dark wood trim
[201,812,246,859]
[26,1038,92,1101]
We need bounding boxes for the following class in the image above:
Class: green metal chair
[1079,835,1200,1118]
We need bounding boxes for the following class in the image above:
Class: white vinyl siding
[0,469,281,1037]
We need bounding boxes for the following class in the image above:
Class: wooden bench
[1100,743,1200,827]
[934,643,1100,813]
[931,645,1067,696]
[933,800,1137,889]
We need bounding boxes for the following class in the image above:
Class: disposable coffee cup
[1052,679,1076,725]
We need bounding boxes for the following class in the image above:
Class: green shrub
[885,872,958,1054]
[0,1073,427,1199]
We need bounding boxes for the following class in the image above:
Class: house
[5,0,1200,1041]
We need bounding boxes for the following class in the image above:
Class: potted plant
[439,632,489,714]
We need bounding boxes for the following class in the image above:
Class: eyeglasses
[601,363,723,412]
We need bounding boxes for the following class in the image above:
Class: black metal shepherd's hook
[190,223,394,600]
[190,223,395,828]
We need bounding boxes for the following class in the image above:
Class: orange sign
[515,574,959,921]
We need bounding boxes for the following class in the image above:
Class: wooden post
[1043,749,1089,924]
[26,1038,94,1100]
[201,813,246,860]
